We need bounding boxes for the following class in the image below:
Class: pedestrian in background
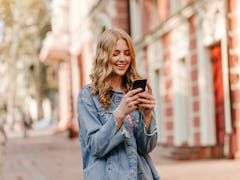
[0,104,7,145]
[77,28,159,180]
[0,116,7,145]
[22,109,32,138]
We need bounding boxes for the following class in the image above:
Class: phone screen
[132,79,147,91]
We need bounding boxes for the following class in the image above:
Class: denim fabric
[77,85,160,180]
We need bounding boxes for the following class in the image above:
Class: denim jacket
[77,85,160,180]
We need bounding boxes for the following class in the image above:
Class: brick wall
[141,0,152,35]
[113,0,130,33]
[162,34,174,145]
[188,16,200,146]
[58,61,72,131]
[228,0,240,159]
[158,0,170,22]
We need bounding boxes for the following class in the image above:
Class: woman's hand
[113,88,142,131]
[137,84,155,132]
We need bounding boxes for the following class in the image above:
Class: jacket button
[129,172,135,177]
[136,118,139,123]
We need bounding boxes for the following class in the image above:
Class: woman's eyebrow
[114,49,129,51]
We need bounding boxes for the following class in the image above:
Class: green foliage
[0,0,51,113]
[0,0,15,26]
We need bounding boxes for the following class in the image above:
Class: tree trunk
[7,6,19,129]
[35,55,43,120]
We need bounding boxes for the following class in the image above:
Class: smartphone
[132,79,147,92]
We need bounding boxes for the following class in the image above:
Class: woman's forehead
[114,39,129,48]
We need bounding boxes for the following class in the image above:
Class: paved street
[1,128,240,180]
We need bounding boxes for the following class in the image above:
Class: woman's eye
[112,50,130,56]
[124,51,130,56]
[112,51,119,56]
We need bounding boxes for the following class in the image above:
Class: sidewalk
[151,146,240,180]
[5,124,58,139]
[0,129,83,180]
[1,129,240,180]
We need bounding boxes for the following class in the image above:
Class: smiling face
[90,28,141,107]
[110,38,132,78]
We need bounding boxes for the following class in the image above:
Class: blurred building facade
[40,0,240,160]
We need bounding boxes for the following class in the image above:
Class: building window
[129,0,142,41]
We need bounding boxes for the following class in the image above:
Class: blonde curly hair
[90,28,141,108]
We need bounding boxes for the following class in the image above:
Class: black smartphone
[132,79,147,92]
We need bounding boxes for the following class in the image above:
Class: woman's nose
[118,53,125,61]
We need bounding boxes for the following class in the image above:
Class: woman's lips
[116,64,126,70]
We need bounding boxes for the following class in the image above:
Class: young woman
[77,28,160,180]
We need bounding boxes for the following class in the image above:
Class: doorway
[210,43,225,145]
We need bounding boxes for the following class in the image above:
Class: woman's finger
[146,83,153,95]
[127,88,142,96]
[138,92,154,100]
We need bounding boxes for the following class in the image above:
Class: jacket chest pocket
[97,110,110,125]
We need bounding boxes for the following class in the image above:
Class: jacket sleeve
[135,111,158,155]
[77,88,128,158]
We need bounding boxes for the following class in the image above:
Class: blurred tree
[0,0,51,128]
